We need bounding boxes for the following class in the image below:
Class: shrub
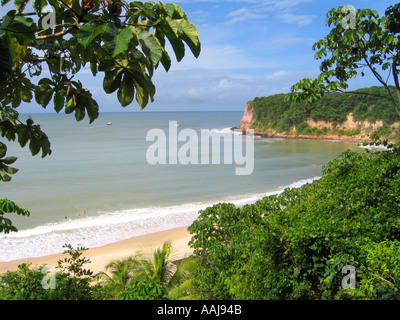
[189,146,400,299]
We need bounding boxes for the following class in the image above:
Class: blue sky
[16,0,397,114]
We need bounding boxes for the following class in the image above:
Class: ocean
[0,111,360,261]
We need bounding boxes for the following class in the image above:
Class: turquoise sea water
[0,111,360,261]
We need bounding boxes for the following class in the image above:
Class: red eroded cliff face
[234,101,399,143]
[236,102,253,131]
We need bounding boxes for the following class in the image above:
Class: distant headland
[234,86,400,144]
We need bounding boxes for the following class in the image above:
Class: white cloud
[272,0,312,10]
[265,69,320,84]
[264,37,315,46]
[278,13,314,27]
[168,44,276,71]
[214,78,247,91]
[222,0,314,26]
[145,66,323,111]
[225,7,267,24]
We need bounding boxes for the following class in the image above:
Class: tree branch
[391,57,400,116]
[359,42,399,114]
[125,23,155,28]
[35,26,74,40]
[57,0,81,21]
[369,271,400,291]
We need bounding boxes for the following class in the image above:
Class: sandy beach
[0,226,193,275]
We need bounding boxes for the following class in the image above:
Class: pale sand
[0,226,193,275]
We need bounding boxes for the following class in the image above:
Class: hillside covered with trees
[246,86,400,142]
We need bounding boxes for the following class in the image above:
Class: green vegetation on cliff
[249,86,400,140]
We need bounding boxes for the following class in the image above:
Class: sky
[14,0,398,113]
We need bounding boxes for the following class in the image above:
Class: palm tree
[96,241,199,299]
[166,257,199,300]
[133,241,199,299]
[136,240,174,284]
[94,255,140,290]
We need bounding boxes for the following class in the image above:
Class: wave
[209,127,243,135]
[0,176,320,262]
[358,144,392,151]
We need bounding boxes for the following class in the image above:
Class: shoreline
[232,127,371,143]
[0,129,365,276]
[0,226,193,275]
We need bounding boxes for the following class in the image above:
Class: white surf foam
[209,127,243,135]
[0,176,320,262]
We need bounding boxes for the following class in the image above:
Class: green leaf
[4,33,18,67]
[29,139,40,156]
[17,127,29,147]
[32,0,46,14]
[14,0,29,13]
[178,19,201,58]
[11,90,21,108]
[112,27,134,58]
[1,164,18,174]
[128,64,155,102]
[138,30,163,65]
[7,16,35,44]
[75,105,85,122]
[103,68,123,94]
[135,81,148,109]
[77,19,106,48]
[89,60,97,76]
[53,91,64,112]
[0,143,7,158]
[65,96,75,114]
[0,38,12,79]
[164,3,186,19]
[35,84,53,108]
[40,135,51,158]
[0,171,11,182]
[1,156,17,165]
[158,50,171,72]
[117,72,135,107]
[38,77,53,86]
[97,58,115,72]
[19,81,32,102]
[163,18,185,61]
[86,100,99,124]
[102,22,119,53]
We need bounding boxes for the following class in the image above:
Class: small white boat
[106,122,112,126]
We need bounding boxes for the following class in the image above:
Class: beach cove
[0,226,192,274]
[0,111,361,273]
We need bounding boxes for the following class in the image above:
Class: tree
[0,197,29,233]
[188,202,263,299]
[117,278,166,300]
[188,147,400,300]
[132,240,196,297]
[0,244,102,299]
[0,263,50,299]
[94,256,140,292]
[111,240,198,299]
[286,4,400,117]
[0,0,201,232]
[56,243,94,299]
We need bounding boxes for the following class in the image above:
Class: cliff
[237,102,254,130]
[235,97,400,143]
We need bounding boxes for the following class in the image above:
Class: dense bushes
[188,146,400,299]
[0,242,197,300]
[0,245,101,300]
